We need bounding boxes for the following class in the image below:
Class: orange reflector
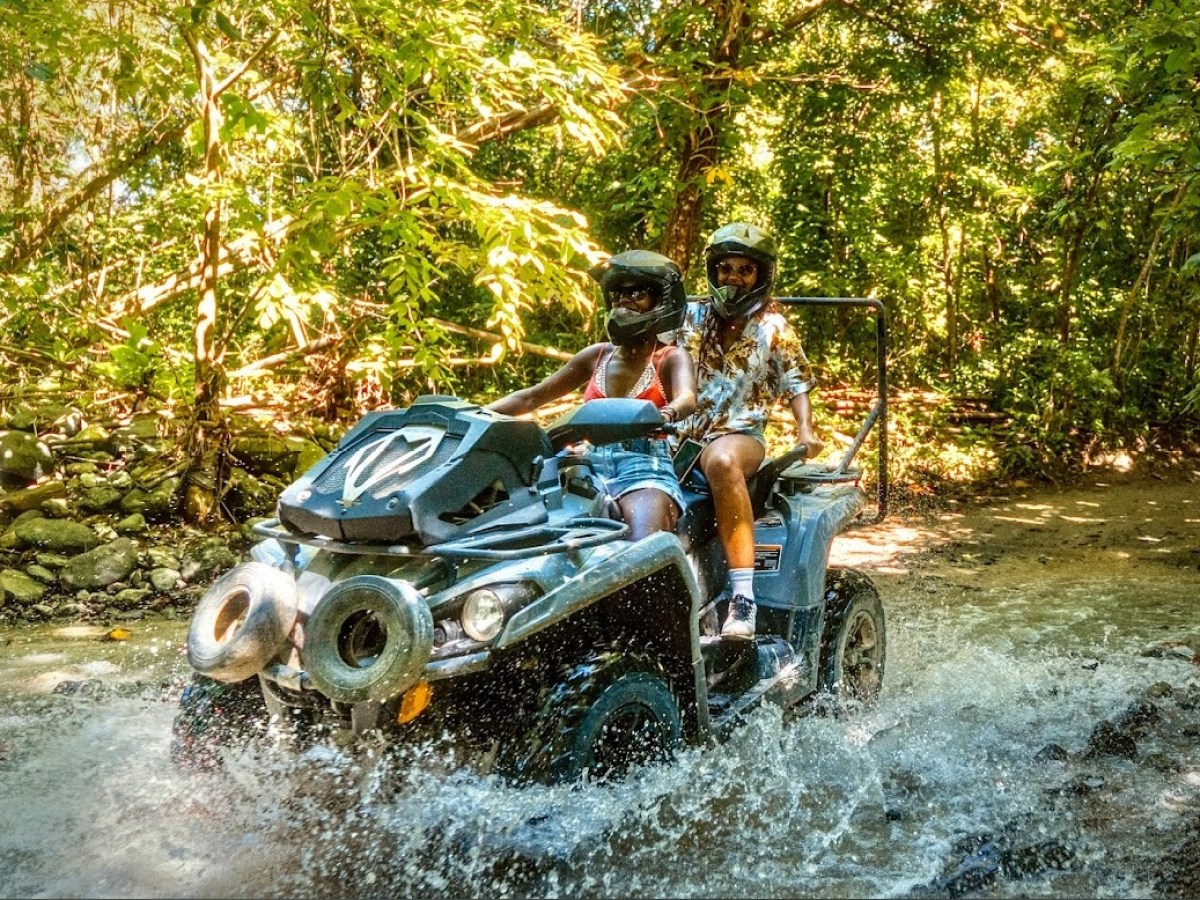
[397,681,432,724]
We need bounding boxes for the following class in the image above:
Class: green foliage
[1,0,1198,488]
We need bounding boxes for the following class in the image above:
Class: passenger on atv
[675,222,825,640]
[488,249,695,541]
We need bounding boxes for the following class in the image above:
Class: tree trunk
[931,91,957,379]
[182,28,227,525]
[1112,183,1188,381]
[658,0,749,272]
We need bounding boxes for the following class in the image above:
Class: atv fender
[494,531,710,739]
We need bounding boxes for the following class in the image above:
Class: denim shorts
[590,439,684,511]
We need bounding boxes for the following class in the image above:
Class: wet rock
[0,431,54,489]
[1114,700,1160,737]
[1084,720,1138,759]
[1141,641,1196,661]
[241,516,271,542]
[1035,743,1069,762]
[69,424,114,452]
[63,462,98,476]
[148,567,182,592]
[180,539,238,583]
[78,485,122,512]
[1060,773,1106,796]
[40,497,71,518]
[112,588,152,609]
[1000,841,1075,879]
[114,513,147,535]
[35,552,69,570]
[25,564,55,584]
[76,472,107,489]
[230,434,299,477]
[224,468,277,520]
[119,476,181,522]
[26,603,53,619]
[14,517,99,553]
[0,569,46,604]
[1145,752,1180,772]
[1147,681,1174,699]
[56,602,88,619]
[60,538,139,590]
[145,547,181,570]
[106,581,130,594]
[0,480,66,513]
[52,679,105,696]
[6,407,38,431]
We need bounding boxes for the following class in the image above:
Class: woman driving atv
[675,222,825,640]
[487,249,696,541]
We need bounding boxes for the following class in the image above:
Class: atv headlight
[462,589,505,641]
[458,582,542,643]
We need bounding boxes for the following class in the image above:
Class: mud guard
[494,531,710,739]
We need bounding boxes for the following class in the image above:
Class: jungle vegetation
[2,0,1198,520]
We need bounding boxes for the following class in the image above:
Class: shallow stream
[1,474,1198,898]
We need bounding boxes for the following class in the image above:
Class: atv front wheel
[170,674,269,772]
[501,650,681,785]
[819,568,886,710]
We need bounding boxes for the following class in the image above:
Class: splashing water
[1,547,1198,897]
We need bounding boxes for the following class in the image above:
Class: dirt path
[833,464,1200,593]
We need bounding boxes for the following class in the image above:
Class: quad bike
[172,297,889,784]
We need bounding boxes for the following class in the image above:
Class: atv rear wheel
[170,674,269,772]
[819,568,886,710]
[501,650,681,785]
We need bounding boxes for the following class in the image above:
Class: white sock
[729,567,755,602]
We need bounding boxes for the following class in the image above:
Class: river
[1,470,1198,898]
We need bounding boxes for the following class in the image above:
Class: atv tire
[501,649,681,785]
[170,674,269,772]
[819,567,886,710]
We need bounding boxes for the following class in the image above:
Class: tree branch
[3,118,189,271]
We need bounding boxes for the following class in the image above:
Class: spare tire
[187,561,299,683]
[303,576,433,704]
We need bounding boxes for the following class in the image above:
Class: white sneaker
[721,595,756,641]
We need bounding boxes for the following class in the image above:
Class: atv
[172,297,889,784]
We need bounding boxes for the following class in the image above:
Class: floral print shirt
[674,301,814,446]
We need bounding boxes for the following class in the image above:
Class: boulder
[145,547,181,570]
[25,564,56,584]
[180,539,239,583]
[0,569,47,605]
[114,513,147,535]
[35,552,69,570]
[112,588,152,609]
[224,468,276,519]
[40,497,72,518]
[148,567,182,592]
[230,434,298,478]
[14,518,99,553]
[0,431,54,489]
[0,480,66,513]
[60,538,139,591]
[78,485,122,512]
[118,476,181,522]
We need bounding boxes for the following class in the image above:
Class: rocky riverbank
[0,404,340,625]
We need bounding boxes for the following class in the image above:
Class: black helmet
[704,222,777,319]
[588,249,687,345]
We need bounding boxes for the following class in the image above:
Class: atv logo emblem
[341,426,444,506]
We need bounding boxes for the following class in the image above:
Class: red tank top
[582,343,672,408]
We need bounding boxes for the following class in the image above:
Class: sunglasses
[716,261,758,278]
[610,285,656,302]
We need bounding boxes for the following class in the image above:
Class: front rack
[252,516,628,561]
